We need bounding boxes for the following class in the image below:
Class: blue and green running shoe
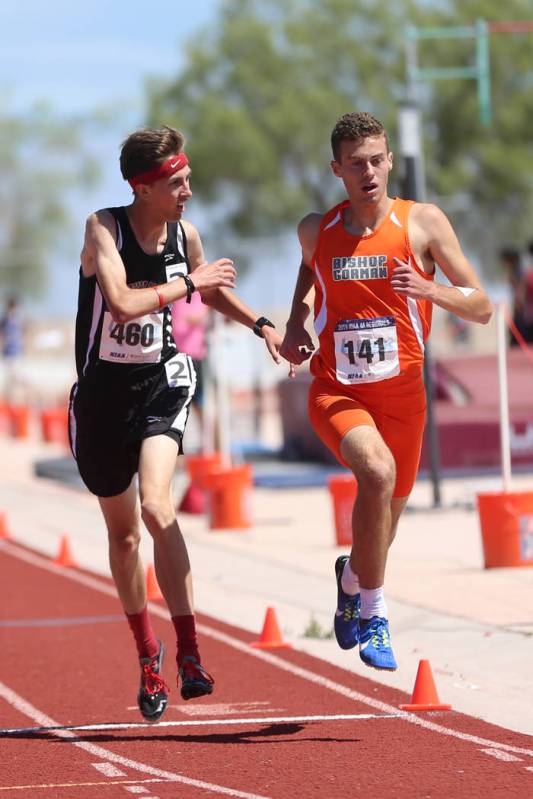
[359,616,398,671]
[334,555,360,650]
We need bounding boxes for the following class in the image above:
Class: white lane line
[0,779,167,793]
[0,615,125,628]
[125,789,151,795]
[126,701,275,716]
[3,540,533,759]
[91,762,128,777]
[480,748,522,762]
[0,681,270,799]
[195,622,533,758]
[0,712,399,735]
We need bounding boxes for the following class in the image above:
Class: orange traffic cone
[146,564,163,601]
[251,606,292,649]
[0,512,10,540]
[399,659,452,712]
[52,535,78,568]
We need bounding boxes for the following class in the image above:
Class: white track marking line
[3,540,533,759]
[0,681,270,799]
[91,762,127,777]
[0,712,399,735]
[194,624,533,758]
[479,749,522,762]
[0,779,166,793]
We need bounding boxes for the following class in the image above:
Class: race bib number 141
[333,316,400,384]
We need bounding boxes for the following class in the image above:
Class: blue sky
[0,0,219,115]
[0,0,247,317]
[1,0,299,319]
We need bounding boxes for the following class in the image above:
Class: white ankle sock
[340,560,360,596]
[360,586,387,619]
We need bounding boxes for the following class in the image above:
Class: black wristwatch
[253,316,275,338]
[182,274,196,304]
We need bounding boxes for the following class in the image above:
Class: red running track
[1,539,532,799]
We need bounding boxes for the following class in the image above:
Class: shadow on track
[4,721,362,746]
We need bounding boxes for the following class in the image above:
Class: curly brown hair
[331,112,388,161]
[119,126,185,181]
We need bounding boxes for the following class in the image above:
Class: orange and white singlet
[310,197,433,390]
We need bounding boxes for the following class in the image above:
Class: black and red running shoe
[178,656,214,701]
[138,640,169,722]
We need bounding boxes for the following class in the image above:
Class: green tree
[414,0,533,268]
[148,0,417,237]
[0,103,99,300]
[148,0,533,273]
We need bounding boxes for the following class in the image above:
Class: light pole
[397,101,442,508]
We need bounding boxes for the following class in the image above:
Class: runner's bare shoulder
[298,213,322,262]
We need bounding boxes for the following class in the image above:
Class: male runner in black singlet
[70,126,285,721]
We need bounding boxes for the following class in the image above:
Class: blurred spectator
[523,240,533,338]
[171,290,209,433]
[0,296,25,401]
[445,312,470,347]
[525,240,533,273]
[499,247,533,346]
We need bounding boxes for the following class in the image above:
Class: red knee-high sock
[171,614,200,666]
[125,606,159,660]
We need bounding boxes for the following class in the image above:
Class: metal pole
[496,303,512,491]
[212,314,232,467]
[398,102,442,507]
[475,19,492,126]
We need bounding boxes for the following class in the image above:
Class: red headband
[128,153,189,188]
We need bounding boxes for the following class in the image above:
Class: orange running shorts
[308,377,427,497]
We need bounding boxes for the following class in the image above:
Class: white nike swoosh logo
[170,160,179,168]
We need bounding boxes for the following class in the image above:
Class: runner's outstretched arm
[181,219,290,369]
[280,213,320,366]
[83,211,236,323]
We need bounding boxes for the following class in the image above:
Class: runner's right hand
[191,259,236,291]
[280,320,315,365]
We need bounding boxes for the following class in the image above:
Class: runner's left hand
[391,258,435,301]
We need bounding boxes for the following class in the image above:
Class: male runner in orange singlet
[280,112,492,670]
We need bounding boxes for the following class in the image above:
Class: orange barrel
[0,403,10,435]
[186,452,225,483]
[178,452,225,514]
[8,404,31,439]
[477,491,533,568]
[201,464,253,530]
[327,473,358,546]
[40,407,69,444]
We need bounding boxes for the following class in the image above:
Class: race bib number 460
[334,317,400,384]
[99,311,163,364]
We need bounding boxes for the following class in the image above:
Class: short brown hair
[119,126,185,181]
[331,112,387,161]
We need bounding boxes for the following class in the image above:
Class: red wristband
[153,285,165,309]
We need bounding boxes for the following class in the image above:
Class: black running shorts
[69,357,196,497]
